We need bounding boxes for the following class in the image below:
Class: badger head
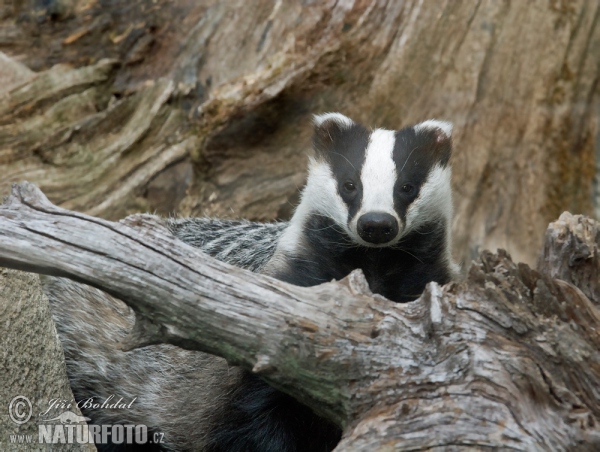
[298,112,453,248]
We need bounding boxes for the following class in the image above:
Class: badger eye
[401,184,414,194]
[343,181,356,192]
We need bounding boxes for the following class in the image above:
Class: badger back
[306,113,453,248]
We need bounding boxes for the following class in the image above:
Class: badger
[262,113,457,299]
[45,113,458,452]
[170,112,458,300]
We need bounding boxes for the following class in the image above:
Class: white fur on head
[404,164,454,266]
[349,128,402,246]
[277,112,356,255]
[312,112,354,129]
[408,119,453,239]
[277,157,350,254]
[413,119,453,140]
[409,120,456,273]
[405,164,452,233]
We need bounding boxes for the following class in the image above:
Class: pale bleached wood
[1,182,600,450]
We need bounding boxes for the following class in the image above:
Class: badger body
[271,213,450,301]
[46,113,458,452]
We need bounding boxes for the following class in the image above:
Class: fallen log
[0,182,599,450]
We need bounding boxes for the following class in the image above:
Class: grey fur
[44,218,287,451]
[166,218,287,272]
[47,114,458,452]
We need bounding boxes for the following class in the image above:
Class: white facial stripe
[358,129,398,217]
[277,158,350,253]
[405,164,452,234]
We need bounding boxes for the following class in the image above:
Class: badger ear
[412,119,453,166]
[313,112,354,129]
[312,113,354,158]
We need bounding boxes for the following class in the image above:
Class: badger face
[308,113,453,248]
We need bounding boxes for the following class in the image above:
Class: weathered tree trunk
[1,0,599,266]
[1,182,599,450]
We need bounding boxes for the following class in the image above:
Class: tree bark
[1,182,599,450]
[1,1,599,265]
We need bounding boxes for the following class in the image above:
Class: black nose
[357,212,399,244]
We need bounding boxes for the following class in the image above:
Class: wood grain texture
[0,58,195,220]
[1,182,599,449]
[538,212,600,306]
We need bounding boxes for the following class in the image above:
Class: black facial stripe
[314,121,370,221]
[392,125,450,222]
[333,124,369,222]
[343,182,362,224]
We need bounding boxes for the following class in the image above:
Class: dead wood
[1,182,599,450]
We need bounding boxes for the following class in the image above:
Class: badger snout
[357,212,399,245]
